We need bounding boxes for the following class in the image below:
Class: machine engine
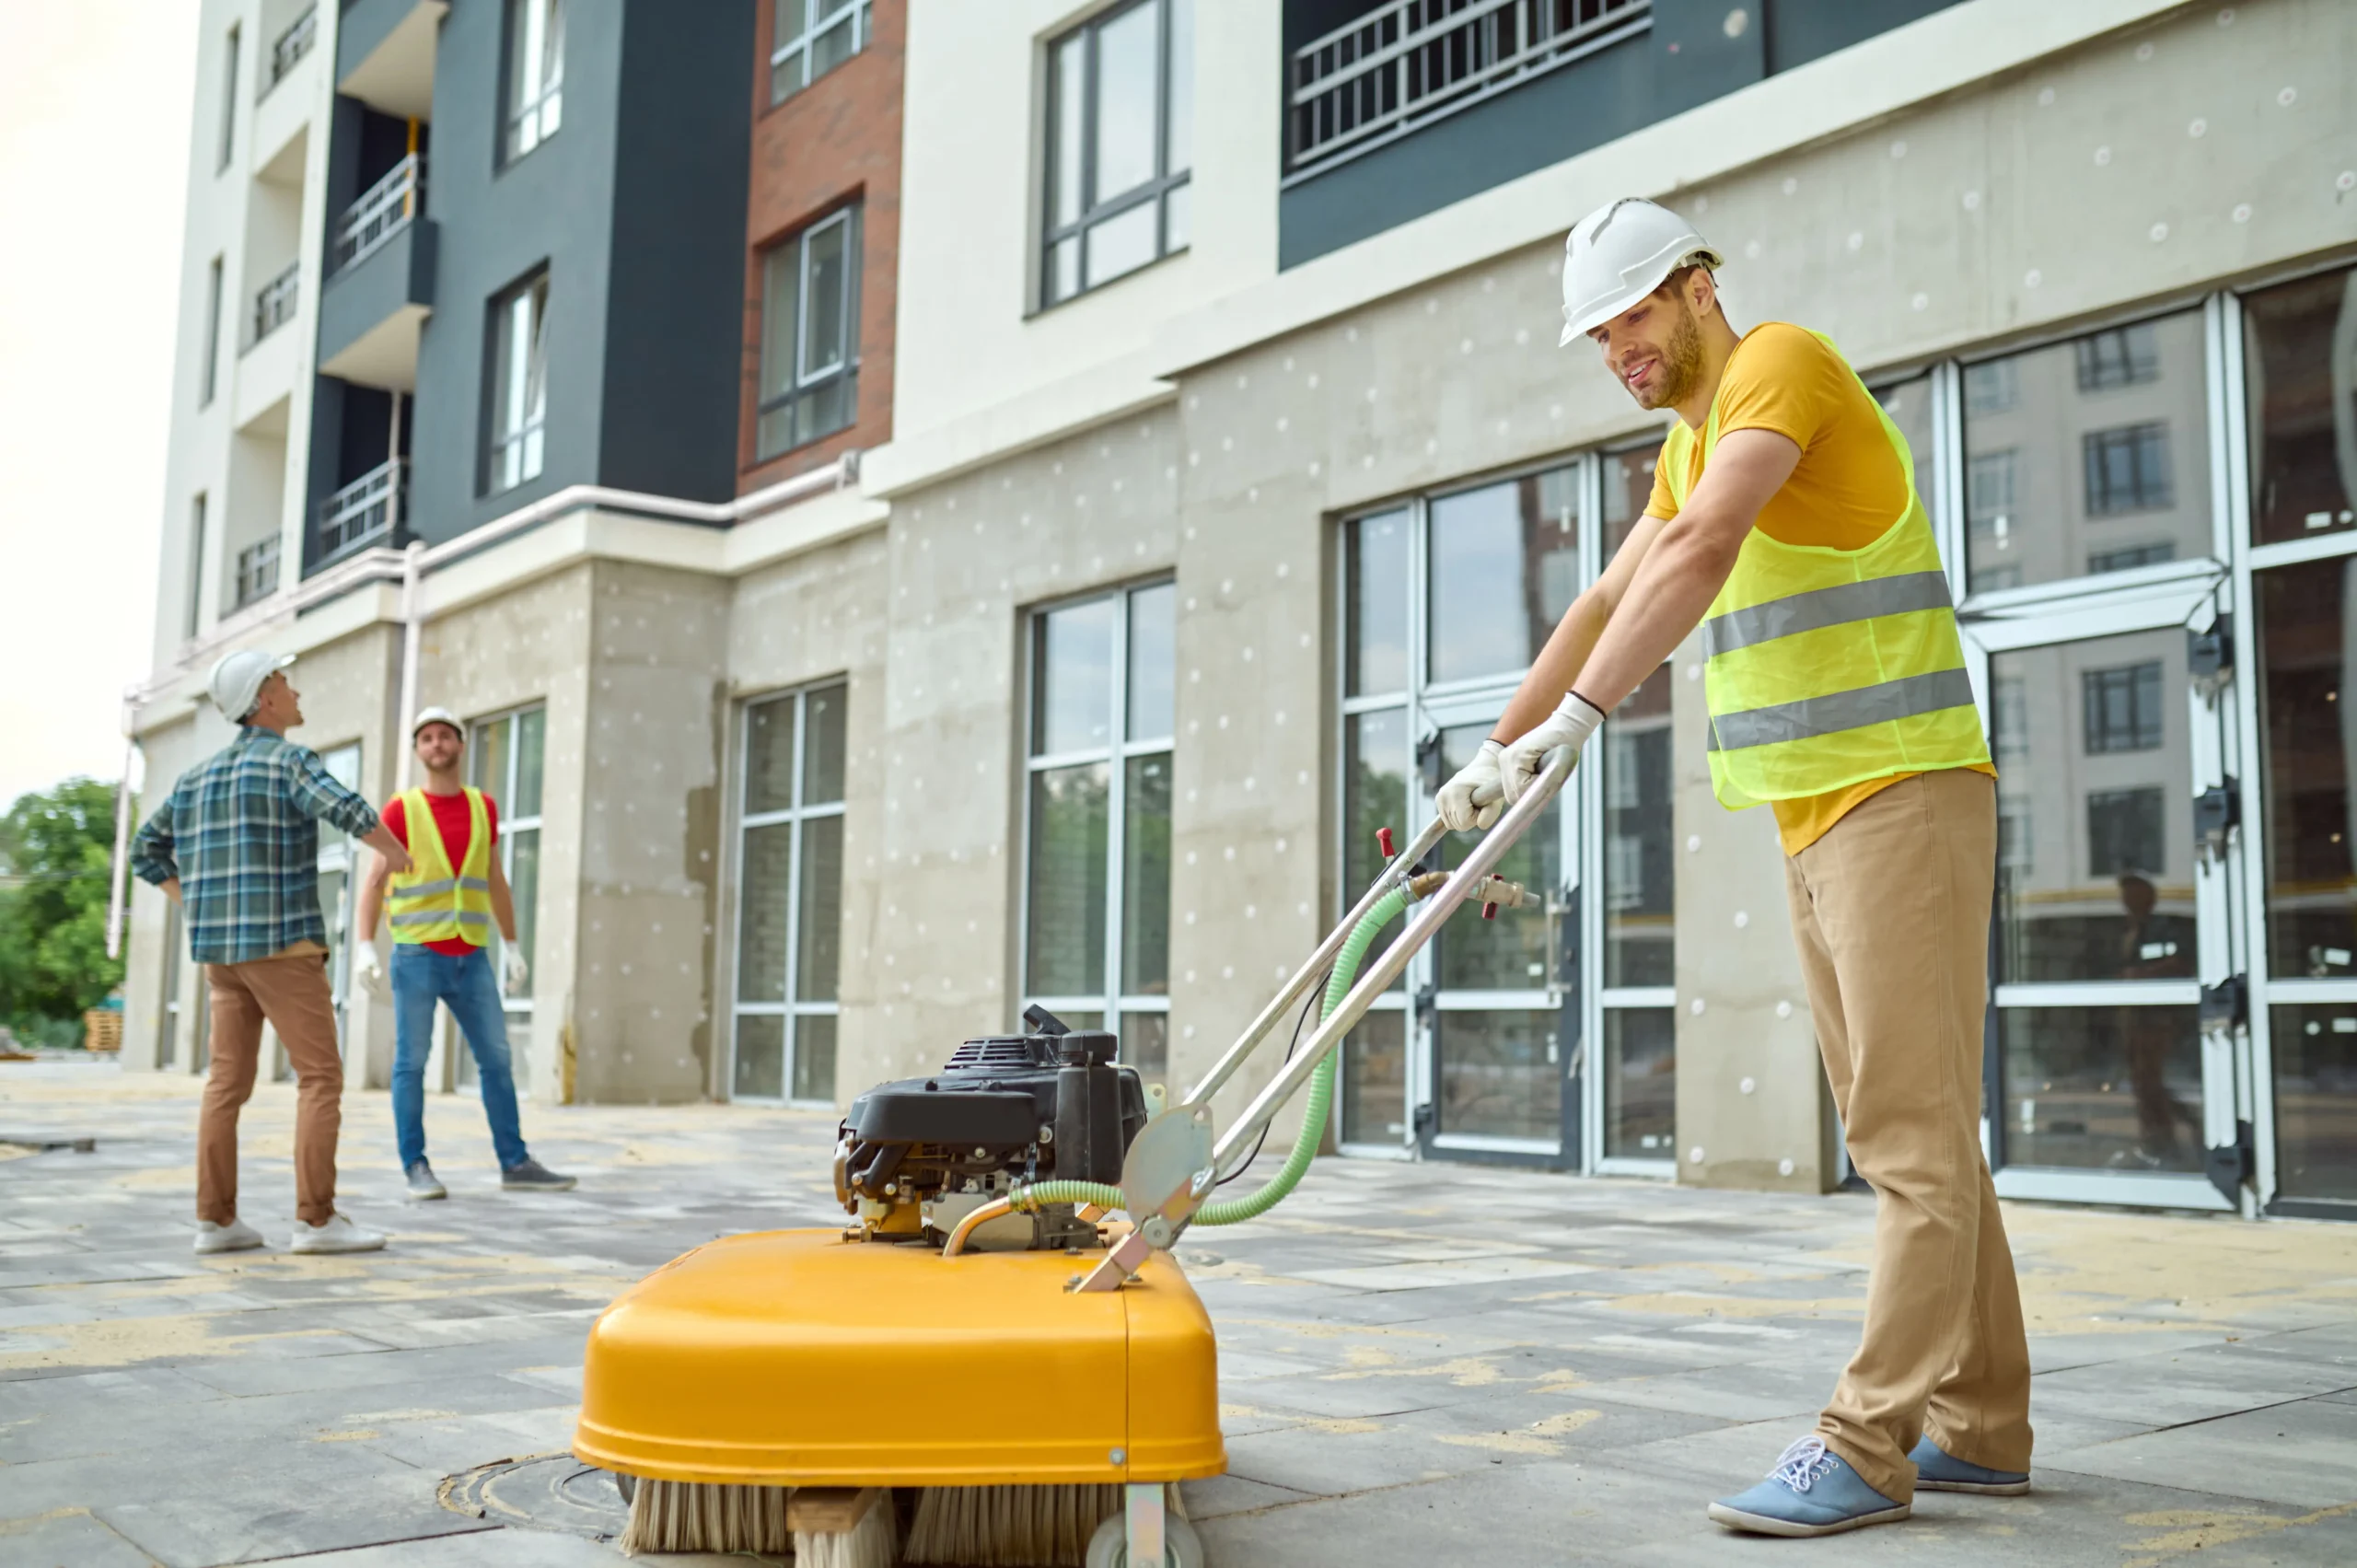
[836,1006,1150,1249]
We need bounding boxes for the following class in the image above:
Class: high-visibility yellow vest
[386,787,494,946]
[1666,331,1991,810]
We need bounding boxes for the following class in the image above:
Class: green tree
[0,778,129,1041]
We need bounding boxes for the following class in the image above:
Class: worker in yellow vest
[355,708,574,1199]
[1438,198,2029,1538]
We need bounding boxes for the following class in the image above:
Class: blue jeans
[390,945,528,1172]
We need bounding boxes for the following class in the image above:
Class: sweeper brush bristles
[794,1487,901,1568]
[903,1483,1125,1566]
[618,1478,792,1556]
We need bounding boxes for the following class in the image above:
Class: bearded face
[1589,279,1710,411]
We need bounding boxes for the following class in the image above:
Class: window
[1962,357,2016,413]
[1961,311,2209,594]
[504,0,564,163]
[469,707,545,1093]
[158,900,183,1069]
[488,272,549,494]
[1040,0,1193,307]
[2086,541,2175,575]
[201,258,225,405]
[1968,448,2017,556]
[757,207,861,459]
[2075,324,2161,391]
[185,495,208,638]
[2083,661,2165,754]
[1991,675,2029,763]
[772,0,872,103]
[733,684,844,1102]
[2086,786,2165,877]
[1022,584,1174,1086]
[234,537,279,609]
[2084,424,2174,516]
[2244,265,2357,546]
[217,26,240,172]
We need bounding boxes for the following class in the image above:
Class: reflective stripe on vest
[386,787,495,946]
[1673,329,1990,810]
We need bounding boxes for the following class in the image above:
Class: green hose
[1006,887,1410,1228]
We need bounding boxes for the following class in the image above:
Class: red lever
[1481,901,1499,920]
[1376,826,1396,859]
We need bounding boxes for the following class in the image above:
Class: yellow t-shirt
[1644,322,1993,855]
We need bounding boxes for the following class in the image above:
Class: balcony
[333,153,424,271]
[1288,0,1651,180]
[319,158,435,390]
[337,0,447,121]
[249,261,300,348]
[264,5,319,98]
[316,459,408,566]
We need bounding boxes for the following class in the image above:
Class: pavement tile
[0,1508,160,1568]
[2040,1395,2357,1510]
[1179,1472,1321,1521]
[2029,1346,2357,1428]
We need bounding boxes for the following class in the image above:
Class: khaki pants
[1782,769,2033,1503]
[199,947,343,1227]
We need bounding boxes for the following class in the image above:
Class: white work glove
[1500,692,1608,806]
[352,943,387,996]
[1435,739,1507,831]
[501,946,530,992]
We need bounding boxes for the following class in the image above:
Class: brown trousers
[199,947,344,1226]
[1782,769,2033,1503]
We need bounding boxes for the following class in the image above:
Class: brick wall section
[737,0,904,493]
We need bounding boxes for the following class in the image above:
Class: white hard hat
[207,648,295,723]
[1559,197,1724,344]
[411,705,465,739]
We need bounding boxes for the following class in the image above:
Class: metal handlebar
[1180,815,1451,1111]
[1202,748,1578,1177]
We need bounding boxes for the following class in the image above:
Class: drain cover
[439,1453,629,1538]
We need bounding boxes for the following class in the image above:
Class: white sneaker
[290,1212,387,1254]
[193,1218,265,1255]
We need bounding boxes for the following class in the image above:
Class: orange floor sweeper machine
[574,752,1576,1566]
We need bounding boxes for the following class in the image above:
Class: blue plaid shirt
[132,728,382,966]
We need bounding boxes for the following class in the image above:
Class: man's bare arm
[355,850,391,942]
[487,852,518,945]
[1488,511,1671,745]
[1557,429,1801,717]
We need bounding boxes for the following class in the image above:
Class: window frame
[185,494,209,639]
[461,704,546,1096]
[217,25,240,173]
[770,0,874,105]
[727,680,847,1107]
[756,204,863,461]
[1017,580,1176,1077]
[1038,0,1193,309]
[2083,422,2176,517]
[486,269,550,495]
[201,257,225,406]
[502,0,565,166]
[233,535,280,609]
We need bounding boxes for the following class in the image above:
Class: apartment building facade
[126,0,2357,1224]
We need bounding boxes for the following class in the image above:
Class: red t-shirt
[382,789,500,956]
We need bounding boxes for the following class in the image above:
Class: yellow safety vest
[386,787,494,945]
[1666,332,1991,811]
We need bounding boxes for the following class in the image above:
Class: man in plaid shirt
[134,650,415,1256]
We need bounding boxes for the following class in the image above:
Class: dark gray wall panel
[1765,0,1964,75]
[599,0,754,504]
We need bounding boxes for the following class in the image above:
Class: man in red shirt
[356,708,574,1198]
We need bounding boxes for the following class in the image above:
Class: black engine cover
[839,1023,1147,1203]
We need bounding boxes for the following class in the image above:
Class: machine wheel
[1085,1512,1204,1568]
[611,1471,635,1505]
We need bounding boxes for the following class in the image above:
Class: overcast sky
[0,3,197,811]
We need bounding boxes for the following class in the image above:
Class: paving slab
[6,1062,2356,1567]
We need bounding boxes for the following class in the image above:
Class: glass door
[1954,303,2244,1210]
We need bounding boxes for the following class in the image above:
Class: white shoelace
[1769,1436,1838,1493]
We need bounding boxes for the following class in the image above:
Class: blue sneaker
[1909,1434,2030,1495]
[1708,1436,1911,1538]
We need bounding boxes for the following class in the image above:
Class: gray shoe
[501,1157,576,1192]
[405,1160,447,1200]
